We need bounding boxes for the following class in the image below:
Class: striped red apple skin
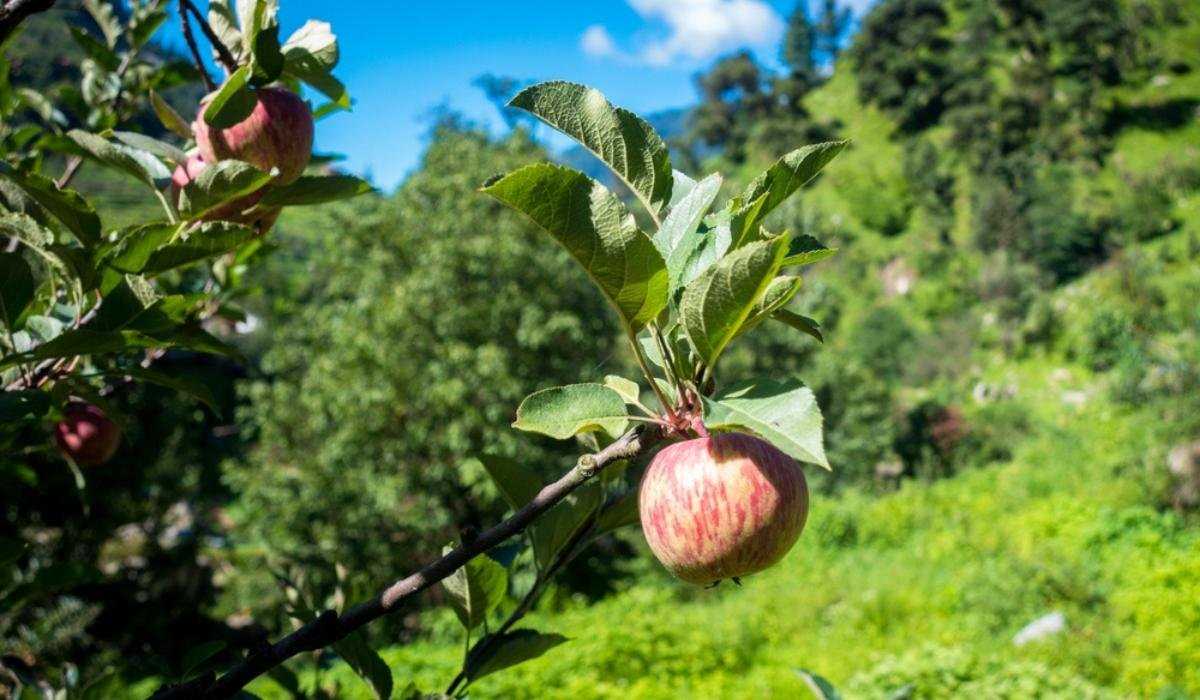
[193,87,314,185]
[639,433,809,584]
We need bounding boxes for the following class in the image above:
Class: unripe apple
[170,154,280,234]
[639,433,809,585]
[193,87,314,185]
[55,403,121,467]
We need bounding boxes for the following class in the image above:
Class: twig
[178,0,215,92]
[56,156,83,189]
[444,506,603,696]
[181,0,238,74]
[0,0,56,45]
[152,426,658,699]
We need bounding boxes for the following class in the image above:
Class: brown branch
[178,0,215,92]
[0,0,56,45]
[152,427,659,699]
[181,0,238,74]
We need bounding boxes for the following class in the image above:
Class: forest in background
[3,0,1199,697]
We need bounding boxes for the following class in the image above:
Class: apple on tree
[639,433,809,585]
[193,86,314,186]
[55,402,121,467]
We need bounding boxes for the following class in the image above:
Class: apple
[55,402,121,467]
[170,154,281,234]
[193,86,314,185]
[639,432,809,585]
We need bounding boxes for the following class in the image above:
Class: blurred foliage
[4,0,1200,695]
[219,125,632,637]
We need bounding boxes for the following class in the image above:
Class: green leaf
[667,215,732,295]
[478,454,542,511]
[667,169,698,209]
[441,547,508,630]
[482,163,667,332]
[0,320,240,371]
[16,88,67,128]
[83,0,121,47]
[207,2,244,63]
[241,0,283,83]
[0,390,50,422]
[282,49,350,108]
[144,222,259,273]
[509,81,672,218]
[105,221,257,275]
[594,490,639,535]
[730,141,847,247]
[512,383,628,440]
[150,90,193,140]
[737,275,803,337]
[67,129,171,187]
[105,366,219,412]
[772,309,824,343]
[0,252,34,331]
[128,6,168,48]
[465,630,568,683]
[178,160,272,219]
[796,669,842,700]
[282,20,338,69]
[782,234,837,268]
[332,632,393,700]
[113,131,186,166]
[203,66,257,129]
[182,641,226,678]
[530,481,601,569]
[0,166,101,246]
[602,374,642,405]
[680,234,790,367]
[68,27,120,71]
[654,172,721,263]
[259,174,373,207]
[701,378,828,469]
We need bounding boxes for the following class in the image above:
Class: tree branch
[181,0,238,74]
[177,0,215,92]
[152,426,659,699]
[0,0,56,45]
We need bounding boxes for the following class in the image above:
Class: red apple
[193,86,314,185]
[639,433,809,584]
[55,403,121,467]
[170,154,281,234]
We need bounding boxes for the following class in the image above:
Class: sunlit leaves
[67,129,171,188]
[260,174,373,206]
[463,630,568,684]
[177,160,271,219]
[482,163,667,332]
[512,383,628,440]
[729,141,847,248]
[680,234,790,367]
[0,166,101,247]
[654,172,721,266]
[701,378,829,468]
[783,234,837,268]
[509,81,673,218]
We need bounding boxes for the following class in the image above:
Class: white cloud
[580,24,618,58]
[627,0,785,66]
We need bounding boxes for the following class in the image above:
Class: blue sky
[166,0,875,190]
